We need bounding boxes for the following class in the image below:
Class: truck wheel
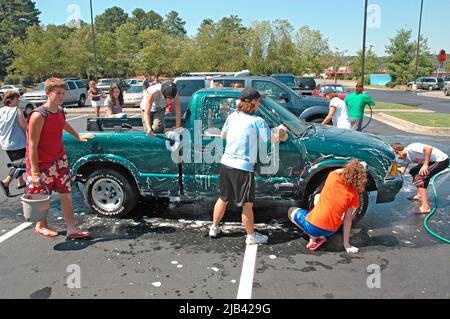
[85,169,139,218]
[78,95,86,107]
[307,179,368,224]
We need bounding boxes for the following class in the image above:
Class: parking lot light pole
[90,0,98,80]
[361,0,369,89]
[414,0,424,81]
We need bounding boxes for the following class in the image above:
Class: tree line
[0,2,439,86]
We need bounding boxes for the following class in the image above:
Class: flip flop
[66,231,91,240]
[35,229,59,238]
[406,196,421,201]
[0,181,10,197]
[307,238,327,251]
[415,210,431,215]
[16,184,26,190]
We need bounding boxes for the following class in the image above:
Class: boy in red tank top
[26,77,94,239]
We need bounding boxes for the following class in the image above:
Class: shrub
[4,74,20,85]
[21,75,35,87]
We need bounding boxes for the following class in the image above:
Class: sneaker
[209,225,222,238]
[245,232,268,245]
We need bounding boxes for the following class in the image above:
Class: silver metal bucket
[22,183,51,222]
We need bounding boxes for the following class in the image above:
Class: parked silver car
[123,85,144,107]
[22,79,87,107]
[410,77,445,90]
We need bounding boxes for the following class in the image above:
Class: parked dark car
[212,75,329,122]
[295,77,317,95]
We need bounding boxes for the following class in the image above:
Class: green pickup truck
[63,88,403,221]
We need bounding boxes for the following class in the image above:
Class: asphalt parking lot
[0,114,449,300]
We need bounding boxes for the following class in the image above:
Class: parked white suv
[22,79,87,107]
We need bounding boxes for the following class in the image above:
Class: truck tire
[307,178,368,224]
[85,169,139,218]
[78,94,86,107]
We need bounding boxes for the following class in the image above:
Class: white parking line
[67,115,87,122]
[237,244,258,299]
[130,114,141,118]
[0,222,32,244]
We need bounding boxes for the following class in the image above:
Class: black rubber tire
[85,169,139,218]
[78,95,86,107]
[307,179,368,224]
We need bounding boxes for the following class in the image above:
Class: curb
[372,112,450,137]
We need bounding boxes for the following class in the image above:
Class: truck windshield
[35,83,45,91]
[273,76,297,87]
[261,97,306,137]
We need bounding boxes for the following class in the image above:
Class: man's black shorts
[410,158,449,188]
[219,164,255,207]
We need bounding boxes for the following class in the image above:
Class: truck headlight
[41,95,48,100]
[386,161,398,178]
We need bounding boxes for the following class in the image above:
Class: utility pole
[415,0,424,81]
[90,0,98,80]
[361,0,369,89]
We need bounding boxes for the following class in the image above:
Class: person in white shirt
[392,143,449,214]
[321,89,351,129]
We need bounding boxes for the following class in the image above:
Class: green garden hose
[424,166,450,244]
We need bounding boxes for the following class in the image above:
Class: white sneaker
[245,232,268,245]
[209,225,222,238]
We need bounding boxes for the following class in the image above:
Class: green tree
[409,36,434,78]
[384,28,425,85]
[131,9,164,31]
[95,6,129,34]
[63,25,95,79]
[272,20,296,73]
[247,21,272,75]
[295,26,330,76]
[0,0,40,77]
[164,11,187,37]
[116,22,142,77]
[349,48,380,83]
[10,24,70,80]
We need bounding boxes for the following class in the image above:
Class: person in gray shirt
[0,91,27,196]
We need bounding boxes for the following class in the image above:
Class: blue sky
[34,0,449,56]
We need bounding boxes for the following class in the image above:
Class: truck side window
[177,80,206,97]
[252,81,286,104]
[201,97,238,136]
[67,81,76,90]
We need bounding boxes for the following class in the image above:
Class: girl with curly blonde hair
[288,159,367,253]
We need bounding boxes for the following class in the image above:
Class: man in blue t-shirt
[208,88,288,245]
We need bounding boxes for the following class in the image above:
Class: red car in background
[312,84,351,100]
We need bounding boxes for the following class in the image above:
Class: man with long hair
[288,160,367,253]
[209,88,287,245]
